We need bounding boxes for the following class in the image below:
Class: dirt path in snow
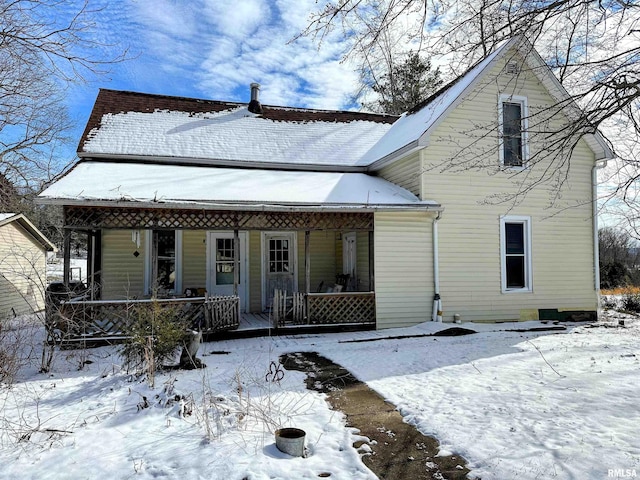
[280,352,471,480]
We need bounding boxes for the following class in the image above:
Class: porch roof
[39,161,439,212]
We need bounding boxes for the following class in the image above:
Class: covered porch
[48,205,378,342]
[40,161,441,341]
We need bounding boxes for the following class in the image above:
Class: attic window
[498,94,529,168]
[505,62,519,75]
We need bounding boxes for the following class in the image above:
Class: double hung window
[500,216,532,292]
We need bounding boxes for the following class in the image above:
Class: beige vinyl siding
[377,152,421,196]
[334,232,370,291]
[420,49,597,322]
[182,230,206,291]
[249,231,262,312]
[356,231,370,291]
[0,222,47,317]
[335,234,343,279]
[374,211,434,329]
[297,231,337,293]
[101,229,145,299]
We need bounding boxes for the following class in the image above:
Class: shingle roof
[79,89,397,169]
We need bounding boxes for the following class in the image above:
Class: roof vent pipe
[248,82,263,114]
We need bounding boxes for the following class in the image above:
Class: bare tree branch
[0,0,128,199]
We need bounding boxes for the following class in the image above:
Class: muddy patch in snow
[280,352,472,479]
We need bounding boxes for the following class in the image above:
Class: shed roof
[0,213,57,251]
[38,161,440,212]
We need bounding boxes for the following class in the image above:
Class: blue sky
[61,0,359,164]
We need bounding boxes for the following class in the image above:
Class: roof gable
[364,36,612,169]
[0,213,56,251]
[362,37,518,167]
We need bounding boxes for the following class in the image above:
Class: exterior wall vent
[505,62,520,75]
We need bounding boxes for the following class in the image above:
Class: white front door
[207,232,247,312]
[262,232,297,310]
[343,232,357,291]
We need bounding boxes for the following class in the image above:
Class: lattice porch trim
[307,292,376,325]
[64,206,374,231]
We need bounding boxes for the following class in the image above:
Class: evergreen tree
[364,52,443,115]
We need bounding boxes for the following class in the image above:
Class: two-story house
[39,36,612,337]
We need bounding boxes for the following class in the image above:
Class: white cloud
[111,0,359,109]
[203,0,270,40]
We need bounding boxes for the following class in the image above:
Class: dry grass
[600,286,640,296]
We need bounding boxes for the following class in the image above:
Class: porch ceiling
[38,161,440,212]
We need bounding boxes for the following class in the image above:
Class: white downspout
[592,159,608,300]
[432,211,443,322]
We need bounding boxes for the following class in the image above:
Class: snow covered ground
[0,314,638,479]
[46,257,87,283]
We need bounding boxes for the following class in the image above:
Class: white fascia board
[36,197,442,213]
[0,213,19,228]
[414,37,523,148]
[0,213,57,251]
[517,41,614,160]
[366,141,421,172]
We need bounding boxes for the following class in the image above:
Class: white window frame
[144,229,183,295]
[500,215,532,293]
[498,94,529,169]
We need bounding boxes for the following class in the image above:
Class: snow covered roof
[79,90,396,169]
[76,37,611,175]
[362,36,612,166]
[360,38,518,166]
[39,161,440,211]
[0,212,57,251]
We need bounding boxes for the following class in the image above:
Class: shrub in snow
[622,293,640,314]
[120,300,187,386]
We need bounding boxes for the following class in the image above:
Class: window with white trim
[498,94,528,167]
[144,230,182,294]
[500,216,532,292]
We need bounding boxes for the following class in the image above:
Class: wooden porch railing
[47,291,374,341]
[203,294,240,331]
[272,290,375,327]
[50,295,240,341]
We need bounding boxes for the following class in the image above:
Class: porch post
[86,230,102,301]
[233,229,239,297]
[233,229,240,321]
[63,229,71,287]
[151,230,158,297]
[369,230,375,291]
[304,230,311,293]
[86,231,94,299]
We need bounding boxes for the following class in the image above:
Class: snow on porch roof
[38,161,440,211]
